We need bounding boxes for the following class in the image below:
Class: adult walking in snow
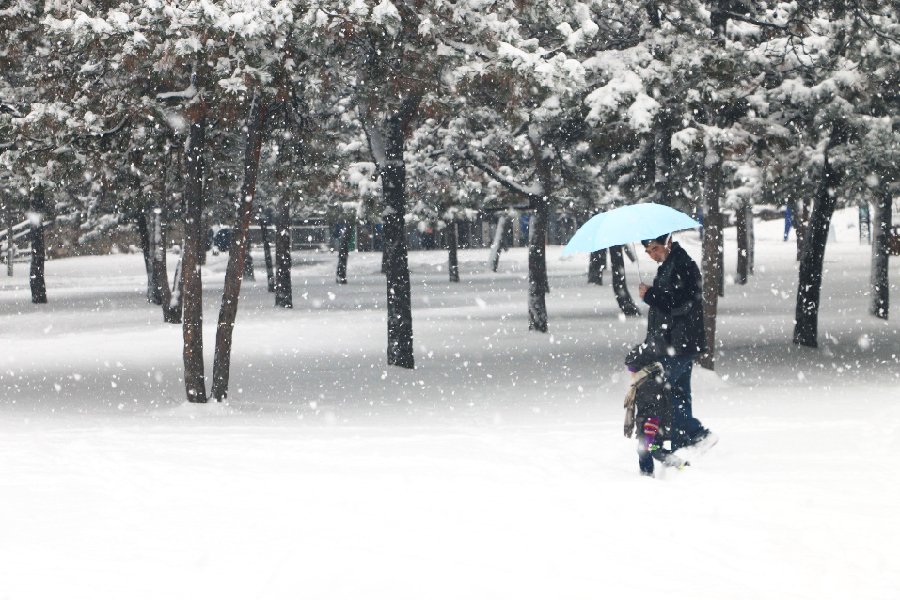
[637,234,716,454]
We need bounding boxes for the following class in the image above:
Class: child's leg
[637,418,660,476]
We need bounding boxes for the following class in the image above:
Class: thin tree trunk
[748,205,755,275]
[5,198,13,277]
[796,198,809,261]
[336,220,351,284]
[870,190,891,319]
[29,186,48,304]
[447,221,460,283]
[528,204,550,332]
[489,215,508,272]
[736,202,749,285]
[138,210,161,304]
[653,108,674,205]
[242,244,255,281]
[259,213,275,292]
[793,125,846,348]
[211,93,266,402]
[274,191,293,308]
[700,142,724,370]
[588,249,606,285]
[181,109,208,403]
[610,246,641,316]
[152,207,182,324]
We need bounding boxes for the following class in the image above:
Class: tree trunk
[274,191,293,308]
[489,215,508,272]
[588,249,607,285]
[528,204,550,332]
[211,93,266,402]
[137,210,161,304]
[259,213,275,292]
[700,143,724,370]
[793,126,845,348]
[447,221,460,283]
[870,190,891,320]
[736,202,749,285]
[335,220,351,284]
[653,108,674,205]
[151,207,182,324]
[242,245,255,281]
[181,110,208,403]
[29,186,47,304]
[5,198,13,277]
[381,120,415,369]
[610,246,641,316]
[796,198,809,261]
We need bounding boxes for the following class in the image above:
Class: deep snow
[1,210,898,599]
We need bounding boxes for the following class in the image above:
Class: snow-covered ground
[1,210,898,600]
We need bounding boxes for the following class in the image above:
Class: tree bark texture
[736,203,749,285]
[138,210,161,304]
[181,112,208,402]
[29,186,47,304]
[335,221,351,284]
[259,213,275,292]
[151,208,182,324]
[795,198,809,261]
[528,203,550,332]
[700,144,724,370]
[274,191,293,308]
[588,249,606,285]
[610,246,641,317]
[870,189,891,320]
[489,215,508,272]
[242,245,255,281]
[211,94,266,402]
[793,127,845,348]
[447,221,460,283]
[381,120,415,369]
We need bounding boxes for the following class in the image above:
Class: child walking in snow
[624,345,689,477]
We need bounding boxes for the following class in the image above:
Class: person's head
[641,234,671,263]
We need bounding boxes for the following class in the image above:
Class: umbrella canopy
[561,203,701,256]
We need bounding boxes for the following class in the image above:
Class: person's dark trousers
[660,353,705,450]
[638,442,654,475]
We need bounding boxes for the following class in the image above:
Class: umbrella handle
[633,242,643,284]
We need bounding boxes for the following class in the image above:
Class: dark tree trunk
[137,210,161,304]
[736,202,749,285]
[793,126,846,348]
[870,188,891,320]
[796,198,809,261]
[447,221,460,283]
[335,220,351,284]
[489,215,509,272]
[258,213,275,292]
[381,120,415,369]
[211,93,266,402]
[274,191,293,308]
[151,207,182,324]
[29,187,48,304]
[588,249,606,285]
[242,245,255,281]
[700,144,724,370]
[528,203,550,332]
[181,111,208,403]
[652,107,674,205]
[610,246,640,316]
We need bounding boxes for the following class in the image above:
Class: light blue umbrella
[561,203,701,256]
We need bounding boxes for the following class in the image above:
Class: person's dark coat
[642,241,707,356]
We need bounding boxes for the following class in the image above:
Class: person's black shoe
[677,429,719,459]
